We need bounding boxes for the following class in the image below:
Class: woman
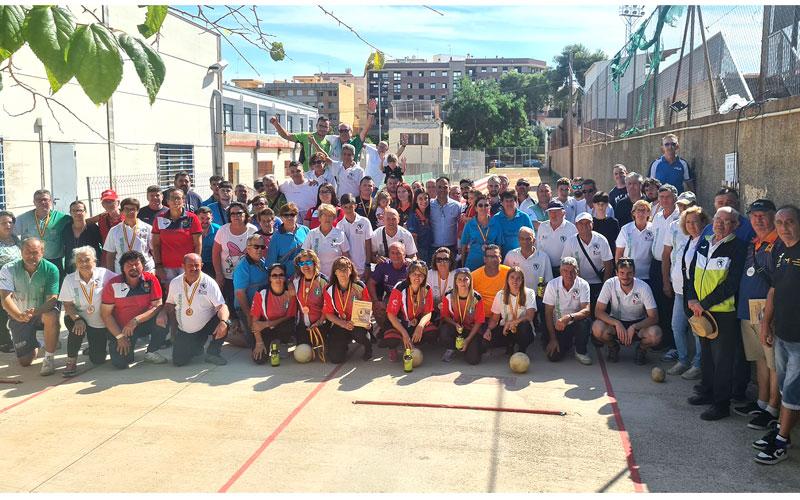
[302,203,351,278]
[254,208,275,258]
[250,263,297,364]
[486,266,536,355]
[0,211,21,352]
[460,193,499,270]
[457,189,478,240]
[304,183,344,229]
[323,256,373,362]
[426,247,455,313]
[292,250,329,354]
[439,268,486,364]
[213,201,259,311]
[62,201,102,274]
[250,195,268,217]
[664,206,708,380]
[382,260,438,362]
[266,203,310,278]
[394,182,414,226]
[615,199,655,282]
[407,190,434,265]
[58,246,117,376]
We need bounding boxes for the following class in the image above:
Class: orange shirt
[471,265,510,314]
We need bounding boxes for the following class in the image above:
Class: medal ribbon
[123,222,138,252]
[79,279,95,310]
[337,285,352,319]
[407,286,421,322]
[477,223,489,245]
[455,294,469,325]
[183,277,201,312]
[36,211,52,238]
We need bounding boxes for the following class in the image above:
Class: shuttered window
[157,144,194,189]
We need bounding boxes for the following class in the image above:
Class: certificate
[351,299,373,328]
[749,299,766,327]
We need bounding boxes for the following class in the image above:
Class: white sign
[724,153,737,185]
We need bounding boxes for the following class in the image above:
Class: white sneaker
[575,352,593,365]
[681,366,702,380]
[40,356,55,376]
[144,351,168,364]
[667,361,689,376]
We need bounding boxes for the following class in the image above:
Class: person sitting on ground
[292,250,329,350]
[250,263,297,364]
[0,211,20,353]
[439,268,486,364]
[543,256,593,365]
[485,266,536,357]
[304,183,344,229]
[382,260,438,362]
[323,256,373,362]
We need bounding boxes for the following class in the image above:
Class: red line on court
[353,400,566,416]
[0,370,90,415]
[596,346,646,493]
[218,362,345,493]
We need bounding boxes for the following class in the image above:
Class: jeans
[108,316,168,369]
[671,294,700,368]
[775,336,800,411]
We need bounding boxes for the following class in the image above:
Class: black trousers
[252,321,295,365]
[485,322,534,354]
[64,316,108,365]
[698,311,739,408]
[547,318,590,361]
[732,326,751,399]
[108,316,168,369]
[589,283,604,314]
[173,317,223,366]
[222,278,236,317]
[0,307,11,346]
[327,324,370,363]
[202,262,216,279]
[439,322,483,365]
[649,259,675,349]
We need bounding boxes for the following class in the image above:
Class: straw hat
[688,311,718,340]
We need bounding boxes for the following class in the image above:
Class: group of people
[0,125,797,466]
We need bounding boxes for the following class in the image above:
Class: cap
[546,200,565,211]
[747,199,777,214]
[100,189,118,201]
[516,178,530,187]
[676,191,696,205]
[575,212,593,223]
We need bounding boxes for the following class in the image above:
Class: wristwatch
[115,334,125,340]
[222,319,232,328]
[568,314,574,322]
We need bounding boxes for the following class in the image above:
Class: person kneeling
[323,256,372,362]
[439,268,486,364]
[381,261,437,362]
[484,266,536,359]
[543,257,593,365]
[250,263,296,364]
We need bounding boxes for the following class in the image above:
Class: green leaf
[137,6,168,39]
[117,33,165,104]
[24,6,76,93]
[0,5,26,55]
[66,24,123,104]
[0,48,10,64]
[269,41,285,62]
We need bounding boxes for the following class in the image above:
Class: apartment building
[255,80,355,129]
[293,71,368,133]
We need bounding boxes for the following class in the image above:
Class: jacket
[686,233,746,313]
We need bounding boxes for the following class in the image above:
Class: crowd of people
[0,122,797,466]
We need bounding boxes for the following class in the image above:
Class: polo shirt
[536,219,578,269]
[0,258,59,311]
[101,272,162,327]
[665,219,691,295]
[233,255,268,309]
[200,195,218,208]
[330,162,364,198]
[14,209,70,259]
[489,209,534,257]
[649,155,690,192]
[371,261,408,300]
[0,237,21,268]
[650,207,680,260]
[542,276,591,320]
[430,197,463,247]
[522,202,549,224]
[293,132,331,171]
[104,221,155,273]
[561,232,613,284]
[59,267,117,328]
[166,273,225,334]
[250,288,297,321]
[152,209,202,268]
[598,277,657,322]
[184,190,204,213]
[503,247,553,290]
[471,265,510,315]
[491,288,537,325]
[460,217,501,271]
[302,226,351,277]
[280,180,318,219]
[616,221,655,279]
[737,230,783,321]
[265,225,310,278]
[371,226,417,258]
[201,223,220,264]
[772,242,800,342]
[338,214,373,276]
[137,205,164,226]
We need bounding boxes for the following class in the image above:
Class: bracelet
[115,334,125,340]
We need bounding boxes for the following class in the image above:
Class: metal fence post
[86,177,93,216]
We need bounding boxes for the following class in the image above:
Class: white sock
[757,399,768,410]
[766,405,779,417]
[44,351,55,360]
[776,434,788,443]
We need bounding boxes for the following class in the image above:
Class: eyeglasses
[585,188,596,194]
[477,203,489,208]
[253,201,266,206]
[281,213,298,218]
[229,212,245,217]
[435,257,450,263]
[298,260,314,267]
[270,274,286,279]
[663,142,678,147]
[338,128,351,133]
[249,244,266,250]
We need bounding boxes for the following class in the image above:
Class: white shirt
[616,221,655,280]
[214,223,259,279]
[519,198,536,218]
[330,162,365,198]
[555,196,579,223]
[166,272,225,334]
[104,221,155,273]
[305,168,337,191]
[302,226,351,277]
[536,219,578,269]
[650,207,680,260]
[491,288,537,325]
[426,269,455,306]
[58,267,117,328]
[362,143,389,184]
[503,247,553,291]
[597,277,657,322]
[542,276,591,320]
[665,219,690,294]
[575,199,615,219]
[337,214,373,276]
[371,226,418,258]
[280,180,318,220]
[560,231,613,284]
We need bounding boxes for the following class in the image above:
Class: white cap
[575,212,593,223]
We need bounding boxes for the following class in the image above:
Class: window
[318,102,324,109]
[418,83,424,89]
[430,83,436,89]
[491,67,498,73]
[328,91,334,97]
[299,118,305,133]
[223,104,233,131]
[429,95,435,100]
[406,133,429,145]
[480,67,486,73]
[417,95,424,100]
[442,71,448,77]
[453,71,461,79]
[406,95,412,99]
[393,72,401,81]
[287,89,294,96]
[0,138,5,210]
[318,91,325,97]
[516,66,522,72]
[287,116,293,132]
[407,83,412,89]
[259,111,267,134]
[442,83,448,89]
[393,94,401,100]
[157,144,194,189]
[430,71,436,77]
[393,83,401,92]
[418,71,424,77]
[243,108,252,132]
[371,72,378,79]
[502,66,508,71]
[406,71,412,76]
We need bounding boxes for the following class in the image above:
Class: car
[489,159,506,168]
[522,159,543,168]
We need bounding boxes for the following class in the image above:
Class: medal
[186,308,194,316]
[746,266,755,277]
[183,276,201,318]
[123,222,139,252]
[410,319,417,327]
[336,284,352,321]
[87,305,95,314]
[79,278,96,316]
[302,306,310,314]
[36,210,52,238]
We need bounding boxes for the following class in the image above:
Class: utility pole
[377,72,383,140]
[568,51,575,179]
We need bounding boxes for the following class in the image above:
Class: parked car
[522,159,543,168]
[488,159,507,168]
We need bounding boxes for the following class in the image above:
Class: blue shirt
[737,232,783,320]
[406,211,433,264]
[201,195,217,207]
[700,215,755,244]
[201,223,220,264]
[649,155,690,193]
[460,217,501,271]
[265,224,310,277]
[207,201,229,226]
[489,209,533,257]
[429,198,462,247]
[232,255,268,309]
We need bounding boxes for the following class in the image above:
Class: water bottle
[270,342,280,367]
[455,326,465,350]
[403,348,413,373]
[537,276,546,300]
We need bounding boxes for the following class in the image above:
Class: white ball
[509,352,530,373]
[293,344,314,363]
[411,348,423,367]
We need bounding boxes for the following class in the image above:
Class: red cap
[101,189,118,201]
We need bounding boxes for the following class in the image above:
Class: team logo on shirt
[355,222,365,234]
[142,280,151,293]
[180,219,190,229]
[533,263,540,270]
[571,290,579,300]
[560,235,567,242]
[717,258,726,268]
[643,230,654,241]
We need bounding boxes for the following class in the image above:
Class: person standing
[553,177,578,223]
[271,115,331,171]
[615,172,645,227]
[208,181,234,226]
[700,187,755,243]
[104,198,155,274]
[543,257,593,365]
[406,190,434,265]
[173,171,204,212]
[615,200,655,282]
[262,175,288,214]
[324,100,376,161]
[648,133,694,193]
[523,183,552,227]
[489,190,534,258]
[266,203,309,278]
[355,177,378,229]
[328,144,364,197]
[201,175,224,207]
[137,185,165,226]
[88,189,122,244]
[0,211,20,353]
[280,162,319,222]
[561,213,613,304]
[195,206,220,278]
[485,176,502,215]
[370,209,417,262]
[649,184,681,360]
[536,200,578,278]
[152,189,202,285]
[429,176,463,258]
[608,164,629,211]
[213,202,259,311]
[14,189,70,282]
[305,152,338,191]
[62,201,102,275]
[460,193,499,271]
[338,194,373,280]
[591,191,621,255]
[302,204,351,277]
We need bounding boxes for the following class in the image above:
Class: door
[227,162,240,184]
[50,142,77,213]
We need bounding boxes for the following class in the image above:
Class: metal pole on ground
[568,51,575,179]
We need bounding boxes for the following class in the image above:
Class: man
[498,175,509,194]
[515,178,532,210]
[279,161,318,221]
[755,205,800,463]
[89,189,122,242]
[552,178,578,223]
[196,206,220,278]
[686,207,747,421]
[306,152,338,190]
[104,198,155,273]
[615,172,644,227]
[14,189,69,280]
[734,199,782,431]
[386,175,400,203]
[471,245,510,317]
[700,187,755,243]
[592,258,661,365]
[355,176,378,229]
[101,250,168,368]
[152,189,203,284]
[489,190,533,258]
[329,143,364,197]
[174,171,204,212]
[425,179,438,201]
[544,256,593,365]
[523,183,553,227]
[609,164,629,211]
[325,99,377,162]
[271,114,331,171]
[430,176,463,256]
[201,175,224,207]
[448,185,462,203]
[0,237,60,375]
[486,176,502,215]
[504,227,552,322]
[648,184,681,360]
[234,184,249,204]
[339,193,374,279]
[536,200,578,278]
[575,179,613,219]
[561,213,613,304]
[138,185,165,226]
[367,241,410,331]
[262,175,288,214]
[649,133,694,193]
[363,138,407,184]
[208,181,234,226]
[158,253,230,366]
[233,234,269,336]
[370,208,417,262]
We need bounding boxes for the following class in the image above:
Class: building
[222,84,318,185]
[0,7,221,214]
[253,80,355,129]
[292,71,368,133]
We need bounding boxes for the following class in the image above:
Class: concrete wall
[549,95,800,210]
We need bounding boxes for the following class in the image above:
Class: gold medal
[186,307,194,316]
[87,305,95,314]
[183,277,201,319]
[302,306,310,315]
[79,278,96,316]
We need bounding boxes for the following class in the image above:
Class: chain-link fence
[86,174,211,216]
[397,147,485,185]
[484,147,543,169]
[448,149,485,181]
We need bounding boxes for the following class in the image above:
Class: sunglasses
[281,213,298,218]
[663,142,677,147]
[477,203,489,208]
[253,201,266,206]
[229,212,245,216]
[270,274,286,279]
[249,244,266,250]
[298,260,314,267]
[435,257,450,263]
[338,129,351,133]
[585,188,596,194]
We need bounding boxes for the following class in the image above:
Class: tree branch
[317,5,387,56]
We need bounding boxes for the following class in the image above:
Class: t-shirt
[356,196,379,229]
[616,221,655,280]
[597,277,657,322]
[593,217,621,254]
[536,219,578,269]
[542,276,591,320]
[250,288,297,322]
[650,207,680,260]
[305,168,338,192]
[232,255,268,309]
[489,209,534,257]
[207,201,232,226]
[137,205,164,226]
[460,218,501,271]
[386,282,434,324]
[560,232,613,284]
[326,134,364,162]
[471,265,510,314]
[362,143,389,184]
[575,199,614,219]
[293,275,329,326]
[322,281,370,321]
[615,196,636,227]
[265,225,310,278]
[214,223,259,279]
[555,197,579,223]
[665,219,691,295]
[101,272,162,327]
[426,269,455,307]
[772,242,800,342]
[490,288,537,325]
[152,210,202,268]
[737,231,783,321]
[14,209,70,259]
[104,221,155,273]
[292,132,331,171]
[503,248,553,291]
[0,237,21,269]
[59,267,117,329]
[441,290,485,329]
[0,258,59,311]
[649,156,690,192]
[302,226,351,277]
[330,162,364,198]
[184,190,204,213]
[166,273,225,334]
[609,186,628,211]
[371,261,408,300]
[371,226,417,258]
[280,180,318,219]
[337,214,373,276]
[201,224,220,264]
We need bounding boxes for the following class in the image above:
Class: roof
[222,84,318,112]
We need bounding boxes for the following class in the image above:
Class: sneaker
[681,366,702,380]
[362,343,373,361]
[204,353,228,366]
[667,361,689,376]
[753,429,792,451]
[144,351,168,364]
[0,342,15,353]
[388,349,399,362]
[660,348,679,362]
[634,346,648,365]
[607,342,620,363]
[40,356,55,376]
[748,410,779,430]
[755,441,789,465]
[575,352,593,365]
[700,405,730,421]
[63,358,77,377]
[734,401,763,417]
[441,349,455,363]
[688,394,713,406]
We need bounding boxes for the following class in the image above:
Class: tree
[499,71,550,120]
[546,43,606,115]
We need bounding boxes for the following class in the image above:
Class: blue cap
[546,200,565,211]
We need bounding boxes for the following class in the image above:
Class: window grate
[157,144,194,190]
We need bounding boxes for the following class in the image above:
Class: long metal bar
[669,7,692,123]
[687,6,695,121]
[696,6,718,112]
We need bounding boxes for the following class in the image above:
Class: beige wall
[388,121,448,167]
[337,83,355,130]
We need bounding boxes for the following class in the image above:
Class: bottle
[270,342,280,367]
[455,326,465,350]
[403,348,413,373]
[537,276,546,300]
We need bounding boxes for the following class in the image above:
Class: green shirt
[292,132,331,172]
[0,258,59,311]
[0,237,21,268]
[14,209,70,260]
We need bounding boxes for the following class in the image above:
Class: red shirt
[386,282,434,323]
[304,206,345,229]
[250,288,297,321]
[101,272,162,327]
[322,282,370,321]
[293,275,328,324]
[441,290,486,329]
[151,209,202,268]
[98,212,123,242]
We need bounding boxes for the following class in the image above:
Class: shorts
[741,320,775,370]
[775,336,800,411]
[9,318,45,358]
